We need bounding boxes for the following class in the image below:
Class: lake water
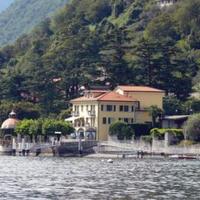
[0,156,199,200]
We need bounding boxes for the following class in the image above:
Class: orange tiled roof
[116,85,164,92]
[71,91,137,102]
[98,91,137,102]
[84,90,109,93]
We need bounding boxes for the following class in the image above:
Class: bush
[184,114,200,142]
[129,123,152,139]
[151,128,184,141]
[109,121,134,140]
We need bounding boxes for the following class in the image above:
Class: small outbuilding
[1,110,19,137]
[162,115,189,129]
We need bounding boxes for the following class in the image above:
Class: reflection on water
[0,156,199,199]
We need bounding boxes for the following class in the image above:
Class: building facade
[67,86,165,141]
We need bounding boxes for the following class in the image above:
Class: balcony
[72,111,80,117]
[88,110,96,117]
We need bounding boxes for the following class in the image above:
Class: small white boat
[107,159,113,163]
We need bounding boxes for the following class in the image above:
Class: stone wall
[100,136,200,155]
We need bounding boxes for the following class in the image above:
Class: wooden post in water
[12,137,16,156]
[78,135,83,156]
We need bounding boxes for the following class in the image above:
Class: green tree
[163,96,184,115]
[42,119,74,136]
[109,121,134,140]
[184,114,200,141]
[15,119,35,136]
[148,105,163,127]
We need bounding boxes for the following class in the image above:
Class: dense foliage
[184,114,200,142]
[109,121,134,140]
[129,123,151,138]
[151,128,184,141]
[15,119,74,137]
[0,0,68,46]
[0,101,41,123]
[0,0,200,116]
[148,105,162,127]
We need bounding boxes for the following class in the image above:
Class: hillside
[0,0,199,115]
[0,0,14,13]
[0,0,68,46]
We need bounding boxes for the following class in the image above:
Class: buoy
[107,159,113,163]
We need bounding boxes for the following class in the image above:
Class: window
[113,105,116,112]
[108,117,111,124]
[133,101,140,110]
[103,117,107,124]
[86,105,89,111]
[101,105,104,111]
[106,105,112,111]
[131,118,134,124]
[124,118,128,123]
[124,106,129,112]
[81,105,84,112]
[119,118,121,121]
[120,105,123,112]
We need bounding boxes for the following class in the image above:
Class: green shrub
[150,128,184,141]
[129,123,152,139]
[109,121,134,140]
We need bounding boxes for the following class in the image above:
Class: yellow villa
[67,86,165,141]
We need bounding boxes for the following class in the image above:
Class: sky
[0,0,14,13]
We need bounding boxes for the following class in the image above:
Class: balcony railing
[72,111,80,117]
[87,110,96,117]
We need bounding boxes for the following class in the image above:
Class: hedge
[150,128,184,141]
[129,123,152,139]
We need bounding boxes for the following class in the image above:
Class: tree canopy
[0,0,69,46]
[0,0,200,116]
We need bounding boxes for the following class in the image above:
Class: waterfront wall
[98,137,200,155]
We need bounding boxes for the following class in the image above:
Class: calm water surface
[0,156,199,200]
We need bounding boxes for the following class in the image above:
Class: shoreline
[85,152,200,159]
